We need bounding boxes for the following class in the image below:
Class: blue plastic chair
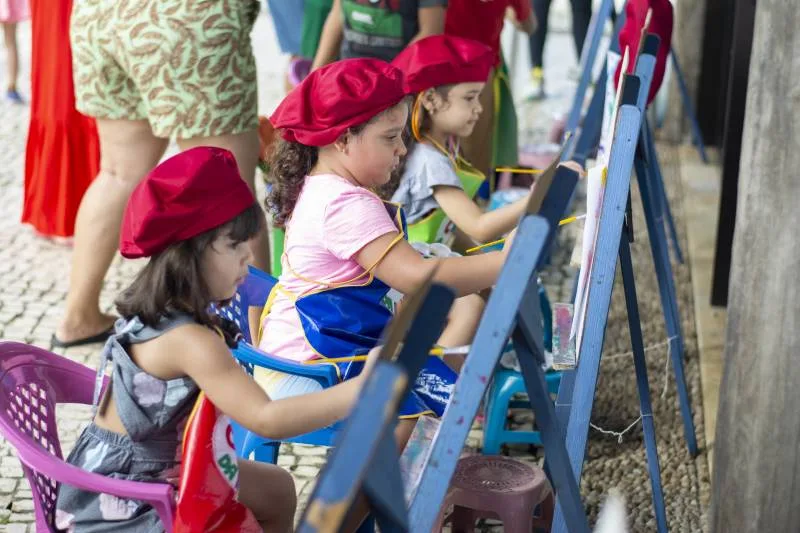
[218,267,377,532]
[216,266,342,463]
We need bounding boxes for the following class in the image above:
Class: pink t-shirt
[258,174,399,362]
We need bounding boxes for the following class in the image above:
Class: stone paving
[0,4,672,532]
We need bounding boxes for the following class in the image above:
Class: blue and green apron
[258,201,456,419]
[407,151,486,246]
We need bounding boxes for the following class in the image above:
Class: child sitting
[56,147,379,532]
[257,57,516,412]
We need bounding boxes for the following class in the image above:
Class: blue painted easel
[296,279,456,533]
[408,165,590,532]
[633,35,697,457]
[551,74,670,532]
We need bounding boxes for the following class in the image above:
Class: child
[258,57,515,412]
[0,0,28,103]
[56,147,378,532]
[389,35,582,247]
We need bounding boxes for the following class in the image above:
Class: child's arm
[311,0,344,71]
[173,325,371,440]
[411,5,447,43]
[433,185,527,243]
[357,232,507,297]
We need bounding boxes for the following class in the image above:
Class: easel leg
[644,120,685,264]
[515,338,589,533]
[670,49,709,163]
[634,149,699,457]
[618,233,669,533]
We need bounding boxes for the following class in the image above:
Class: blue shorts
[267,0,305,56]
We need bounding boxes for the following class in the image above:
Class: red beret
[392,35,495,94]
[614,0,673,105]
[120,147,256,259]
[269,58,407,147]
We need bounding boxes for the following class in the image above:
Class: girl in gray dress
[56,147,377,532]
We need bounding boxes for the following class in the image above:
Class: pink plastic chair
[0,341,175,532]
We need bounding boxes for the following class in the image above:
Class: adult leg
[528,0,551,70]
[55,119,168,345]
[2,22,18,92]
[238,459,298,533]
[569,0,593,61]
[178,130,271,272]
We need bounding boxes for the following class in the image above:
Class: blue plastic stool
[482,370,562,454]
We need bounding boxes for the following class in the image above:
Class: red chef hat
[120,147,256,259]
[269,58,408,147]
[392,35,495,94]
[614,0,673,105]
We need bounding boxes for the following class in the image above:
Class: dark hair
[268,99,412,227]
[115,202,264,332]
[376,87,453,200]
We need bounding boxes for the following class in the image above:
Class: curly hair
[376,86,454,200]
[268,100,412,226]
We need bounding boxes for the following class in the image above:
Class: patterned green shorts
[70,0,261,139]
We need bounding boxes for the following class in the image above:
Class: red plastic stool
[435,455,554,533]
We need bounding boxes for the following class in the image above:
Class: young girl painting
[56,147,380,533]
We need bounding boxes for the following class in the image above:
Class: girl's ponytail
[267,139,319,228]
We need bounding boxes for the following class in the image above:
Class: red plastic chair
[0,341,175,532]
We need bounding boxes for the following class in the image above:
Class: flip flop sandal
[50,326,115,349]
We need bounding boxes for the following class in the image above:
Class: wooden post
[710,1,800,530]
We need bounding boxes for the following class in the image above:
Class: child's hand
[502,228,518,256]
[558,160,586,178]
[359,345,383,384]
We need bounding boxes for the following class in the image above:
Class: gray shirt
[392,143,463,224]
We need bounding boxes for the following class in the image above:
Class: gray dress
[56,314,200,532]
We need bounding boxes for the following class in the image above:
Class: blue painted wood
[634,141,698,457]
[633,43,698,456]
[362,430,408,532]
[565,0,617,135]
[550,84,643,532]
[644,117,686,264]
[570,67,606,167]
[619,230,669,533]
[670,48,708,163]
[296,363,408,533]
[512,332,586,533]
[409,215,589,533]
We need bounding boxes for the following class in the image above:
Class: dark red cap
[269,58,408,147]
[392,35,495,94]
[120,147,255,259]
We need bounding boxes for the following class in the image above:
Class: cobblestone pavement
[0,5,605,532]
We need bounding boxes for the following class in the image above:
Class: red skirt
[22,0,100,238]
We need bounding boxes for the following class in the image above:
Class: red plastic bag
[173,393,261,532]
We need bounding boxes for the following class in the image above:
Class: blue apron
[259,201,456,418]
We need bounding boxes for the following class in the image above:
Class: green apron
[406,156,486,245]
[492,58,519,170]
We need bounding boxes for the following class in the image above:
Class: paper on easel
[598,50,622,164]
[569,165,608,359]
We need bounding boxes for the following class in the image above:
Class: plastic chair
[216,266,341,463]
[0,342,175,532]
[217,267,377,532]
[482,370,562,454]
[434,456,553,532]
